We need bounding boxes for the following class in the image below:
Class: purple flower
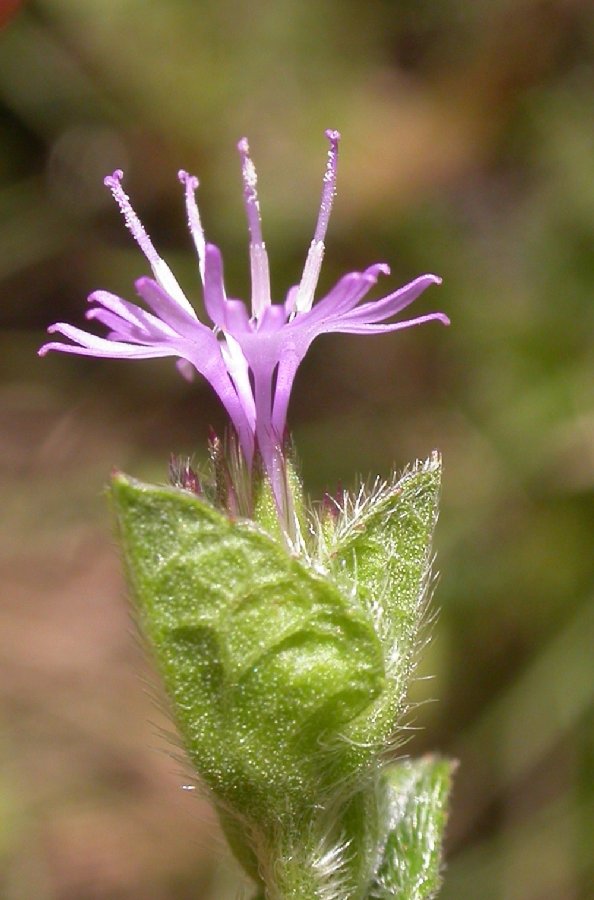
[40,130,448,506]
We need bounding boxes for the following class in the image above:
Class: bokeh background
[1,1,593,898]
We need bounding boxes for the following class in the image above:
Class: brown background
[1,2,594,898]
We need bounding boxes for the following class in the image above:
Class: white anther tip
[104,169,124,188]
[178,169,199,189]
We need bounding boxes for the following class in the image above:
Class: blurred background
[1,0,593,897]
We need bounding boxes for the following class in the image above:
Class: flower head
[40,131,448,510]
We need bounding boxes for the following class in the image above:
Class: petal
[39,324,178,359]
[339,274,442,325]
[89,290,176,338]
[271,349,301,436]
[297,264,389,326]
[220,334,256,430]
[223,298,251,333]
[40,322,256,464]
[203,243,228,328]
[193,343,255,464]
[85,308,145,342]
[257,303,288,333]
[135,277,204,335]
[319,311,451,334]
[252,365,277,478]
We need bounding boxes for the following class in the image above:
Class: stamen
[104,170,196,318]
[104,170,160,266]
[295,129,341,314]
[315,129,340,244]
[237,137,271,319]
[178,170,206,284]
[237,138,264,245]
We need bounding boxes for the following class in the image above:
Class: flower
[40,130,448,508]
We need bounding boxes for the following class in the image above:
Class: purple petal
[268,280,446,432]
[85,308,145,342]
[257,303,288,333]
[203,243,228,328]
[223,298,251,333]
[39,342,172,358]
[89,290,176,338]
[339,274,442,325]
[41,320,256,466]
[252,366,277,479]
[297,264,389,325]
[135,277,202,335]
[39,324,178,359]
[220,334,256,430]
[271,350,301,435]
[319,311,451,334]
[192,341,255,464]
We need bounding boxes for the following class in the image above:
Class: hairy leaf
[111,473,385,826]
[369,756,454,900]
[328,455,441,757]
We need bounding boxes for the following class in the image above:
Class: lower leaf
[368,756,455,900]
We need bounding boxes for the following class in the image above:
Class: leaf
[111,473,385,826]
[369,756,455,900]
[328,455,441,755]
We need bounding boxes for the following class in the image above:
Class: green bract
[370,757,455,900]
[111,454,452,899]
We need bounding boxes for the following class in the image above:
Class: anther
[237,137,271,318]
[295,129,341,314]
[104,170,160,266]
[104,169,196,317]
[178,170,206,283]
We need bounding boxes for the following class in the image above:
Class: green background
[1,1,593,898]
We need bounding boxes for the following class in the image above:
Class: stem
[244,784,385,900]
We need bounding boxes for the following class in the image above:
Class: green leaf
[328,455,441,756]
[253,454,309,549]
[111,473,385,828]
[369,756,455,900]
